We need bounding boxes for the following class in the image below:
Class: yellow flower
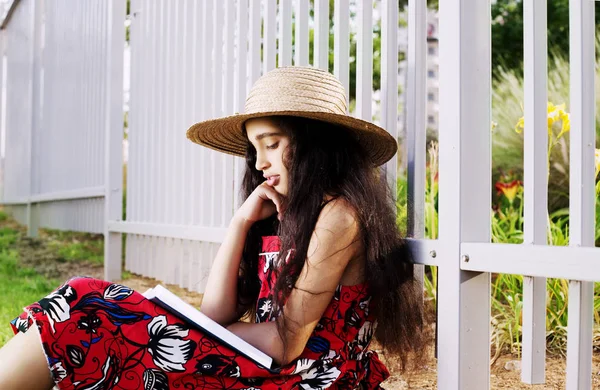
[595,149,600,179]
[547,102,559,128]
[515,117,524,134]
[514,102,570,138]
[491,121,498,132]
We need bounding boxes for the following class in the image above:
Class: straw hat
[186,66,397,166]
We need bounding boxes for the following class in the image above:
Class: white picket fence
[1,0,599,389]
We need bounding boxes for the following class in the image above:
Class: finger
[259,185,284,215]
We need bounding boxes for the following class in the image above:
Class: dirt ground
[13,226,600,389]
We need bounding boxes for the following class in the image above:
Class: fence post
[405,0,427,354]
[566,0,596,388]
[521,0,548,383]
[26,0,42,238]
[437,0,492,388]
[104,0,125,282]
[0,29,5,203]
[380,0,398,198]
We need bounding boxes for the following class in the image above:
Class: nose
[255,150,270,171]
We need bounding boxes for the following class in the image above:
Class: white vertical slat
[213,0,223,119]
[128,0,138,224]
[104,0,125,281]
[313,0,328,70]
[278,0,292,67]
[150,1,163,226]
[223,0,234,115]
[210,0,223,227]
[83,0,91,193]
[190,0,202,227]
[0,30,5,202]
[141,0,152,225]
[521,0,548,384]
[437,0,491,388]
[263,0,276,73]
[173,1,182,227]
[174,1,183,230]
[355,0,372,121]
[27,0,42,237]
[294,0,309,66]
[76,3,82,199]
[126,0,135,239]
[193,1,205,232]
[184,0,195,228]
[180,0,191,230]
[248,0,261,88]
[158,0,168,231]
[566,1,596,388]
[223,0,235,225]
[235,0,248,114]
[81,3,88,196]
[67,1,77,194]
[406,0,427,237]
[165,1,175,230]
[138,2,152,275]
[173,1,185,285]
[141,2,151,224]
[96,1,107,190]
[333,0,349,98]
[380,0,397,193]
[49,2,57,195]
[159,0,170,229]
[233,0,247,211]
[201,0,214,228]
[405,0,427,332]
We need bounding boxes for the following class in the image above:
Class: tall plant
[492,47,600,211]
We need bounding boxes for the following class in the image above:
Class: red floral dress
[11,236,389,389]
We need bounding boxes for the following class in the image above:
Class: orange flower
[495,180,521,204]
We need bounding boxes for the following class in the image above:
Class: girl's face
[245,117,291,196]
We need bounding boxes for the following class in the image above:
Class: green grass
[0,211,102,347]
[0,249,59,346]
[43,229,104,265]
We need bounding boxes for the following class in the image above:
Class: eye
[266,142,279,150]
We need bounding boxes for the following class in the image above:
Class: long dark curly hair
[235,116,425,368]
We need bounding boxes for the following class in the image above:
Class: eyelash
[266,142,279,150]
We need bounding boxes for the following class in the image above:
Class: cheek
[280,144,292,170]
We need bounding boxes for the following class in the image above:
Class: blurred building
[398,8,439,137]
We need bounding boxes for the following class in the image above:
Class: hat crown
[244,66,348,116]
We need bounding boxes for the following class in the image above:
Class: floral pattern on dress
[10,236,389,389]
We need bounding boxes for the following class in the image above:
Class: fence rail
[1,1,599,389]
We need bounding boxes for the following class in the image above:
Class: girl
[0,66,424,389]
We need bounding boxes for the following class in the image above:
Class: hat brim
[186,111,398,167]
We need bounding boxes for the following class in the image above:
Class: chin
[275,185,288,196]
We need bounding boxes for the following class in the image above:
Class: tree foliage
[491,0,600,76]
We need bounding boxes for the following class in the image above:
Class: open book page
[143,285,273,368]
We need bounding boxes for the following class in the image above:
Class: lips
[265,175,280,186]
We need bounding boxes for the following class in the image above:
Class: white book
[143,285,273,369]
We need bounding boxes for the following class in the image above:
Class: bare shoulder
[316,197,359,234]
[309,198,361,263]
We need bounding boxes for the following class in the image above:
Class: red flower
[495,180,521,204]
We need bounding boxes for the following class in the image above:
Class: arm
[200,181,286,325]
[227,199,361,365]
[199,216,253,325]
